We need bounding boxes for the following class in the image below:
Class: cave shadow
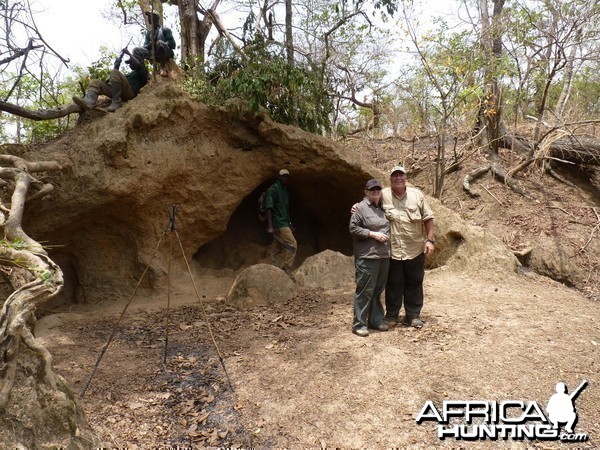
[193,176,358,271]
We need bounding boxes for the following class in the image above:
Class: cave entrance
[194,178,355,271]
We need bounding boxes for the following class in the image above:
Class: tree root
[0,155,63,411]
[463,160,532,199]
[22,326,57,390]
[490,161,530,197]
[463,165,490,197]
[546,166,578,189]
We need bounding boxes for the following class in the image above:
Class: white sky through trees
[33,0,131,69]
[32,0,457,71]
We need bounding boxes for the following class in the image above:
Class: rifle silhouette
[113,37,134,70]
[569,380,588,401]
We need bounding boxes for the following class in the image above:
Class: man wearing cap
[133,11,176,77]
[72,47,148,112]
[382,166,435,328]
[349,179,391,337]
[264,169,297,278]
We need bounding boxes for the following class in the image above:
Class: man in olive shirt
[73,48,149,112]
[133,11,177,77]
[265,169,297,277]
[382,166,435,328]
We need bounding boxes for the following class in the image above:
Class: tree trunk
[555,28,584,118]
[285,0,298,126]
[0,155,99,447]
[479,0,505,156]
[178,0,201,64]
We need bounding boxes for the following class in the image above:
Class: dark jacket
[264,180,291,229]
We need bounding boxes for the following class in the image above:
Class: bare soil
[38,266,598,448]
[36,136,600,448]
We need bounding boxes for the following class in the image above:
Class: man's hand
[350,203,359,214]
[424,241,435,255]
[369,231,389,243]
[266,226,274,234]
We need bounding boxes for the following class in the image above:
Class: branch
[207,9,249,62]
[0,43,43,65]
[579,208,600,253]
[0,101,81,121]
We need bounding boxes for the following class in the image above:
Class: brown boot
[107,82,123,112]
[73,89,99,110]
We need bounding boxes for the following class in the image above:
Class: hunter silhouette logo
[416,380,589,442]
[546,380,588,435]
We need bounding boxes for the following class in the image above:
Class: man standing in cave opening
[264,169,297,280]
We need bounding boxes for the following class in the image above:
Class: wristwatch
[426,239,436,244]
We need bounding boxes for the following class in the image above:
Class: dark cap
[145,11,160,22]
[365,179,382,190]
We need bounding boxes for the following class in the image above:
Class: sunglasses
[368,187,382,191]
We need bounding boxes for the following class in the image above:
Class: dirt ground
[33,136,600,448]
[37,264,599,448]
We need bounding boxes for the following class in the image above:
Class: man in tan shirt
[382,166,435,328]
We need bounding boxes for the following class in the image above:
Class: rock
[529,245,581,283]
[226,264,296,308]
[295,250,354,289]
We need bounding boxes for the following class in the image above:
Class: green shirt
[264,180,291,228]
[126,66,149,96]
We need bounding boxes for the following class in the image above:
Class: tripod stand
[80,205,232,397]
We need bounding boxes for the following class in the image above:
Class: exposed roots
[0,155,63,410]
[490,161,529,198]
[463,164,490,197]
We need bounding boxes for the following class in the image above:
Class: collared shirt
[264,180,291,228]
[349,197,391,259]
[382,186,434,260]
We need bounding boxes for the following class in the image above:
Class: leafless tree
[0,0,73,120]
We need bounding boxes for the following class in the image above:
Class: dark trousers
[133,44,174,65]
[353,258,389,329]
[385,253,425,321]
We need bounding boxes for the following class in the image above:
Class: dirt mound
[11,84,598,448]
[12,83,517,311]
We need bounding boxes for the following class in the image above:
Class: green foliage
[0,72,81,143]
[2,238,29,250]
[1,46,118,143]
[72,47,120,92]
[183,40,334,134]
[407,22,485,130]
[501,0,600,118]
[571,67,600,116]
